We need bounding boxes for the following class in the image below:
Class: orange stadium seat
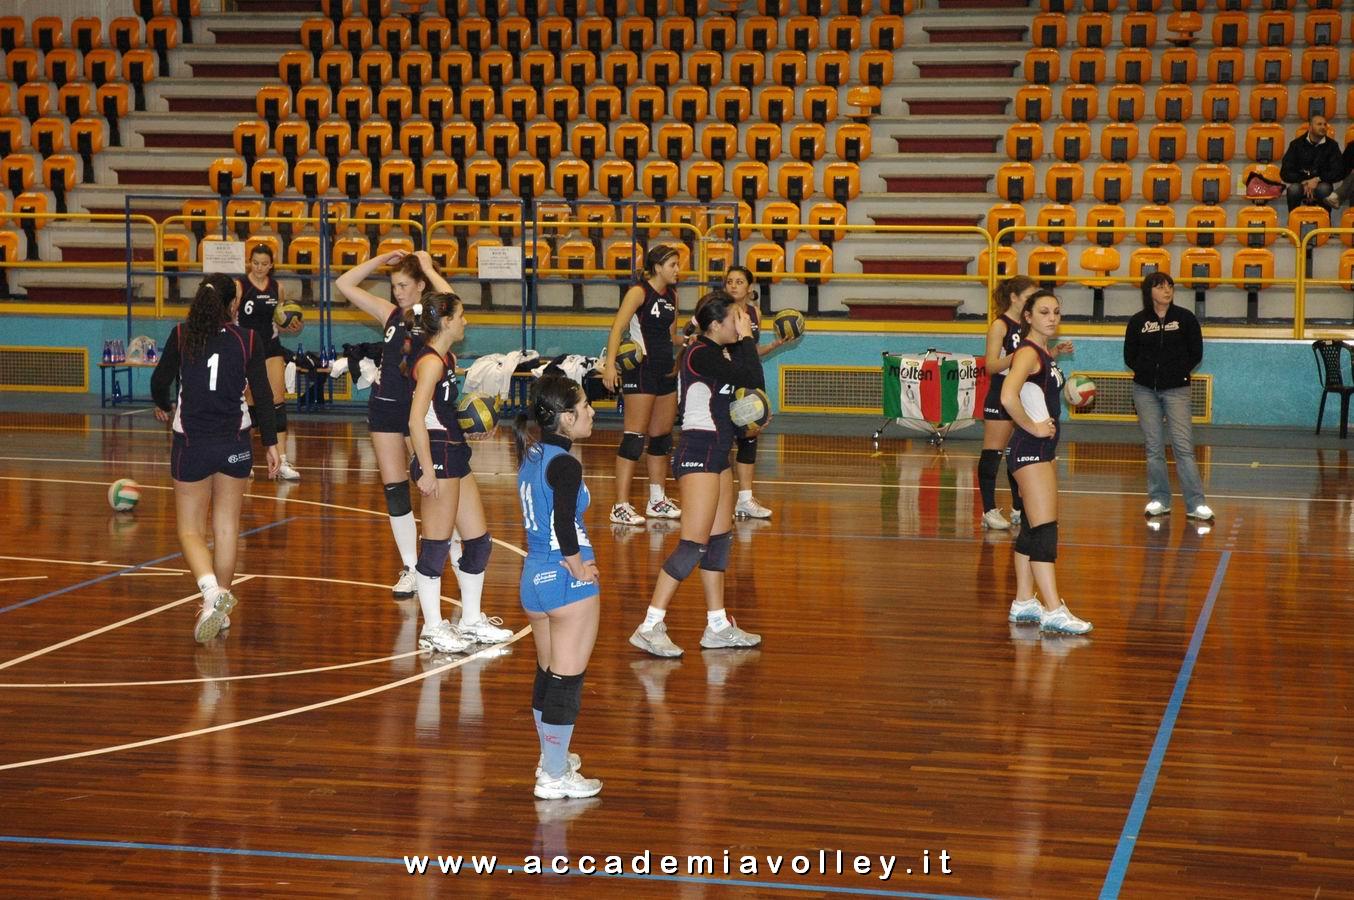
[1070,48,1107,84]
[1102,122,1139,162]
[17,83,52,123]
[988,203,1027,245]
[1,154,36,195]
[553,159,592,201]
[859,50,894,88]
[1045,161,1085,204]
[715,86,751,124]
[1290,206,1331,249]
[30,117,66,158]
[226,199,264,239]
[1130,247,1173,280]
[1250,85,1289,122]
[1122,11,1156,46]
[273,121,310,166]
[1062,84,1099,123]
[1254,47,1292,85]
[293,157,331,198]
[1187,204,1226,248]
[745,122,782,163]
[32,16,62,53]
[979,246,1019,280]
[1259,11,1294,46]
[654,122,692,165]
[596,159,635,201]
[1246,122,1286,163]
[1299,85,1337,121]
[778,160,815,202]
[1207,46,1243,84]
[1135,204,1176,246]
[1161,48,1198,84]
[790,123,826,162]
[759,86,794,126]
[1109,84,1146,123]
[421,158,458,200]
[1155,85,1193,123]
[69,117,103,180]
[745,242,786,283]
[1143,163,1183,204]
[1303,47,1339,83]
[1212,11,1248,46]
[380,158,416,200]
[1006,123,1044,162]
[1180,247,1221,288]
[824,162,860,203]
[1232,207,1273,250]
[1032,12,1067,46]
[1027,245,1068,288]
[1094,162,1134,203]
[1192,163,1231,204]
[1038,203,1076,245]
[57,82,92,121]
[786,15,818,52]
[997,162,1037,202]
[732,161,770,207]
[250,157,289,198]
[1077,11,1112,46]
[45,50,81,90]
[1054,122,1091,162]
[805,201,846,244]
[1024,48,1060,85]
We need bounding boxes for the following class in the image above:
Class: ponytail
[182,274,237,361]
[514,373,584,463]
[398,291,462,377]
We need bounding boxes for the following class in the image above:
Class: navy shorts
[672,431,731,477]
[622,358,677,396]
[266,334,285,359]
[171,431,253,482]
[983,376,1011,421]
[409,438,472,480]
[1008,429,1058,473]
[519,551,599,614]
[368,395,411,435]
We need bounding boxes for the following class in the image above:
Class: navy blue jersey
[1012,340,1063,440]
[151,323,276,445]
[518,440,592,559]
[413,346,464,440]
[374,307,418,404]
[627,280,677,367]
[678,336,762,444]
[237,276,280,337]
[987,315,1022,387]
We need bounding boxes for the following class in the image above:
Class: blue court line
[1098,550,1233,900]
[0,836,991,899]
[0,517,297,616]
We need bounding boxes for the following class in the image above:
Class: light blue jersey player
[519,437,596,610]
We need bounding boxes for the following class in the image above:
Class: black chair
[1312,339,1354,437]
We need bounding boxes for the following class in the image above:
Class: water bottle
[111,379,122,402]
[115,340,124,362]
[103,341,112,364]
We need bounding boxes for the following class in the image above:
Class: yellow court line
[0,576,252,673]
[0,632,529,772]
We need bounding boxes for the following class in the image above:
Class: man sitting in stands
[1280,113,1344,211]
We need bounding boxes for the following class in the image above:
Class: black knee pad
[1014,521,1033,556]
[735,436,758,465]
[700,531,732,572]
[383,481,412,517]
[1027,521,1058,563]
[273,401,288,434]
[532,665,550,713]
[618,431,645,461]
[978,449,1001,483]
[646,432,673,456]
[541,670,584,726]
[458,532,492,574]
[661,539,706,581]
[415,537,452,578]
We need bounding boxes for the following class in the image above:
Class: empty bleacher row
[189,4,905,285]
[993,0,1354,317]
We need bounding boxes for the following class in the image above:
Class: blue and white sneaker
[1008,597,1043,624]
[1040,602,1093,635]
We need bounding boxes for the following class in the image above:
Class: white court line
[0,632,528,772]
[0,576,47,584]
[0,576,253,673]
[0,555,185,574]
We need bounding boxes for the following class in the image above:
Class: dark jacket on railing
[1124,304,1203,391]
[1281,134,1345,185]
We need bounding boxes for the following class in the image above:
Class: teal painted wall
[0,313,1322,427]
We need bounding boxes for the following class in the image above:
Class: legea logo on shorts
[569,579,590,588]
[1016,455,1039,463]
[533,570,558,585]
[680,461,703,468]
[227,452,251,463]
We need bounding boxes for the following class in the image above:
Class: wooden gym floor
[0,405,1350,899]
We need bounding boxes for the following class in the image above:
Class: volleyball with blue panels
[108,479,141,512]
[773,309,806,342]
[614,339,644,372]
[456,393,500,434]
[730,388,772,429]
[1063,375,1097,409]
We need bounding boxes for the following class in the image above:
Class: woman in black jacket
[1123,273,1213,522]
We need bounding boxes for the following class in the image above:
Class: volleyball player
[406,292,514,652]
[335,250,451,598]
[515,373,603,799]
[630,291,765,658]
[598,245,683,526]
[723,264,795,519]
[235,244,300,480]
[150,274,280,643]
[1000,290,1093,635]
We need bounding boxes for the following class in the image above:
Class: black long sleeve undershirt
[150,325,277,446]
[686,336,761,388]
[542,433,583,557]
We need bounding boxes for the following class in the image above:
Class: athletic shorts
[171,431,253,482]
[367,394,411,435]
[1007,429,1058,473]
[409,437,472,480]
[266,334,285,359]
[519,551,599,614]
[983,375,1011,421]
[672,430,732,478]
[622,358,677,396]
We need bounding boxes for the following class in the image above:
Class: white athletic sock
[649,482,665,504]
[707,608,730,632]
[415,571,443,627]
[454,567,484,624]
[197,575,221,605]
[642,605,666,630]
[737,489,752,503]
[390,512,418,568]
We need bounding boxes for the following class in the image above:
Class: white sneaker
[1186,504,1215,521]
[982,508,1011,530]
[646,496,681,519]
[392,566,416,598]
[735,496,772,519]
[610,502,645,526]
[535,752,582,779]
[193,590,237,644]
[1144,500,1171,517]
[629,621,684,658]
[699,617,762,649]
[276,458,301,481]
[534,768,602,800]
[419,619,472,653]
[459,613,513,643]
[1040,602,1093,635]
[1007,597,1042,624]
